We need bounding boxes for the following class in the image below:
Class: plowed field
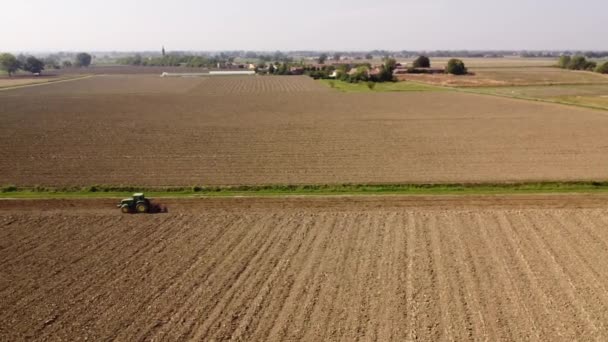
[2,195,608,341]
[2,75,608,186]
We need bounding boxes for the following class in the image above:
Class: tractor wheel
[136,202,149,213]
[121,205,131,214]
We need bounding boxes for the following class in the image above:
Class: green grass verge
[452,85,608,112]
[2,182,608,199]
[320,79,443,92]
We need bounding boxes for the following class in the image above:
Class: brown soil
[2,75,608,186]
[2,195,608,341]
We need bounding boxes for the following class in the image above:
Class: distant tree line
[117,53,245,68]
[305,58,398,83]
[115,50,298,68]
[304,55,468,82]
[0,52,92,76]
[557,55,608,74]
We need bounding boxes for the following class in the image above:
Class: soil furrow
[2,198,608,341]
[474,212,540,341]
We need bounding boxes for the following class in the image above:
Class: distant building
[209,71,255,76]
[290,66,304,75]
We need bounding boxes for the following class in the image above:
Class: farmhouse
[289,66,305,75]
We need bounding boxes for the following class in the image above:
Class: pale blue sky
[2,0,606,52]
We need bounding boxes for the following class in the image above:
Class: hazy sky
[2,0,606,52]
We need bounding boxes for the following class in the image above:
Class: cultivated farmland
[2,195,608,341]
[397,67,608,87]
[2,75,608,187]
[397,57,559,69]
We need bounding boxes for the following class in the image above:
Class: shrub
[596,61,608,74]
[87,185,99,192]
[33,185,48,192]
[75,53,92,67]
[371,59,397,83]
[558,55,571,69]
[586,61,597,71]
[446,59,467,75]
[348,66,370,83]
[413,56,430,68]
[1,185,18,193]
[0,53,21,76]
[328,81,336,88]
[562,55,596,71]
[366,81,376,90]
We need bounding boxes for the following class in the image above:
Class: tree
[276,63,289,75]
[365,53,373,60]
[596,61,608,74]
[318,53,328,64]
[333,53,341,61]
[349,66,370,83]
[376,66,393,82]
[44,57,60,69]
[273,51,287,63]
[413,56,430,68]
[268,64,276,74]
[132,54,143,66]
[75,53,92,67]
[0,53,21,77]
[162,46,166,57]
[446,58,467,75]
[384,58,397,72]
[62,61,73,68]
[558,55,571,69]
[568,56,595,70]
[23,56,45,74]
[16,53,27,65]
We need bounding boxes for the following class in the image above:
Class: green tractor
[117,193,153,214]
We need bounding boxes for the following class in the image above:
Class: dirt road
[2,195,608,341]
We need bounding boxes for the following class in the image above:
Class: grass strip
[319,79,443,92]
[2,182,608,199]
[458,87,608,112]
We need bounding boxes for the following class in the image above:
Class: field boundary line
[0,75,93,91]
[398,77,608,112]
[2,181,608,199]
[455,87,608,112]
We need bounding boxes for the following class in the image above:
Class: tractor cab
[117,193,150,213]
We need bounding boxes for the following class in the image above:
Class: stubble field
[2,195,608,341]
[397,67,608,87]
[2,75,608,187]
